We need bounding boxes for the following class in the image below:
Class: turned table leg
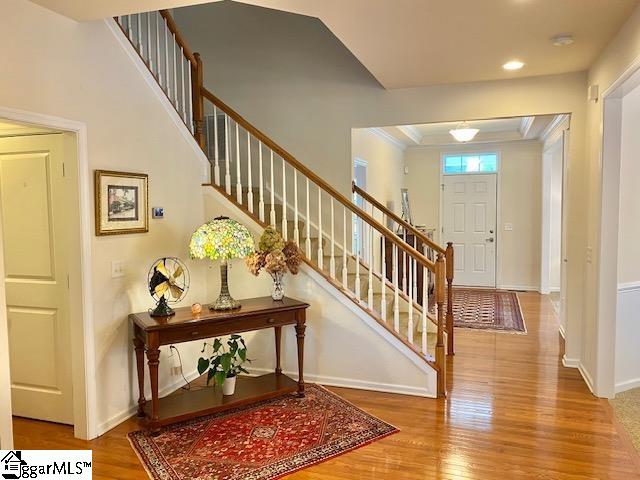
[146,333,161,434]
[295,311,306,397]
[133,337,146,417]
[274,326,282,375]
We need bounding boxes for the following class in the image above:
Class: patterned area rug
[450,288,526,333]
[128,385,398,480]
[610,387,640,451]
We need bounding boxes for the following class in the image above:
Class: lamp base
[209,260,241,311]
[150,297,175,317]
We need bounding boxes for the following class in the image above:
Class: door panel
[443,174,497,287]
[0,134,73,424]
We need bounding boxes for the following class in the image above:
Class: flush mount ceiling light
[551,34,574,46]
[503,60,525,71]
[449,122,479,143]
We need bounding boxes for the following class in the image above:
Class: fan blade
[154,281,169,297]
[155,262,170,280]
[173,265,183,280]
[169,284,184,299]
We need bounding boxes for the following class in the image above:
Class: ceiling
[28,0,638,88]
[376,115,559,147]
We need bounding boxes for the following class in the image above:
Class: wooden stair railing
[114,10,448,397]
[352,182,455,355]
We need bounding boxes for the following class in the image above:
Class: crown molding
[368,127,407,150]
[540,114,570,147]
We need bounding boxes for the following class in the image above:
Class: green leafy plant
[197,335,250,387]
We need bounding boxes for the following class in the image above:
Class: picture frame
[400,188,413,226]
[95,170,148,236]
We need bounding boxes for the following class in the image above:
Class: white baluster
[127,15,133,40]
[355,214,361,301]
[281,158,287,240]
[381,227,387,321]
[408,250,414,344]
[137,13,143,55]
[402,229,407,293]
[247,132,254,213]
[186,59,193,133]
[269,151,276,227]
[422,246,428,354]
[393,244,400,332]
[258,142,265,222]
[213,107,220,184]
[224,115,231,195]
[329,199,336,279]
[342,207,348,288]
[146,13,152,69]
[205,115,211,159]
[180,48,186,122]
[172,32,178,106]
[235,122,242,203]
[293,170,300,245]
[155,13,161,84]
[163,17,169,95]
[412,237,418,302]
[317,188,323,269]
[368,219,374,307]
[305,179,311,257]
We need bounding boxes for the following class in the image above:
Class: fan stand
[150,296,175,317]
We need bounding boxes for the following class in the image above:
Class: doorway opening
[0,114,94,448]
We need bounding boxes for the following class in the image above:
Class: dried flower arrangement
[245,227,302,300]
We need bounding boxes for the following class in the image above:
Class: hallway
[13,293,640,479]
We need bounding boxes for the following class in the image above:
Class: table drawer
[158,311,298,345]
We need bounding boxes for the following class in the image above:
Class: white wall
[541,135,564,293]
[404,141,543,290]
[0,0,212,443]
[174,1,588,384]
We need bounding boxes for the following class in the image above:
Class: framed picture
[400,188,413,226]
[95,170,148,235]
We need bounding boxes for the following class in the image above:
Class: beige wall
[405,141,543,290]
[351,128,405,217]
[175,0,588,387]
[0,0,212,443]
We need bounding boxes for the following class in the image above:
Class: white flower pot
[222,375,237,396]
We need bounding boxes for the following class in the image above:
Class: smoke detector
[551,34,574,47]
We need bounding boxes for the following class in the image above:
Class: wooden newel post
[191,52,205,150]
[435,252,446,398]
[445,242,454,355]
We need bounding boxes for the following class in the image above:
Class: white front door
[0,134,74,424]
[442,174,497,287]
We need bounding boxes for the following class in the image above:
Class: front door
[442,174,497,287]
[0,134,74,424]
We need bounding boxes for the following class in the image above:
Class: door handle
[486,237,494,243]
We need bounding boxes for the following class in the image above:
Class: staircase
[114,11,454,397]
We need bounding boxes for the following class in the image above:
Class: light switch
[111,260,125,278]
[504,223,513,231]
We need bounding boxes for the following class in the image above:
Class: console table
[130,296,309,433]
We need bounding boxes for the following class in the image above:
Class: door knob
[486,237,494,243]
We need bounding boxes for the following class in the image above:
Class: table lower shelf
[142,372,299,427]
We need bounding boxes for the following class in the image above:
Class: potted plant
[197,334,250,396]
[245,227,302,300]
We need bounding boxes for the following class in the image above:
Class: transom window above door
[443,153,498,174]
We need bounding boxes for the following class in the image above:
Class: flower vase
[271,272,285,301]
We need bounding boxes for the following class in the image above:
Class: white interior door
[443,174,497,287]
[0,134,74,425]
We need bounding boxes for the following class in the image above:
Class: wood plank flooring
[12,293,640,479]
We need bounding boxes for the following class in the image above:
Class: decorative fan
[148,257,190,317]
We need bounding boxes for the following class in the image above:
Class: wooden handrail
[200,86,436,272]
[352,181,446,255]
[159,10,197,66]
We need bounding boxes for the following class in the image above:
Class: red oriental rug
[128,385,398,480]
[450,288,526,333]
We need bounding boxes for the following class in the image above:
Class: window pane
[444,153,497,174]
[463,155,480,172]
[444,156,462,173]
[479,154,497,172]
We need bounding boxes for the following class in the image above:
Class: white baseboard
[615,377,640,393]
[248,367,435,398]
[96,369,200,436]
[496,284,539,292]
[578,362,595,394]
[562,355,579,368]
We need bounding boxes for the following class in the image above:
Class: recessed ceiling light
[503,60,525,71]
[551,34,574,46]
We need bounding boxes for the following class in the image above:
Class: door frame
[0,106,97,446]
[439,151,501,288]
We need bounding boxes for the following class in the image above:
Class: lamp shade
[189,217,254,262]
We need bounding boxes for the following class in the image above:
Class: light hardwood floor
[12,293,640,479]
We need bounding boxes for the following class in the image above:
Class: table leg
[146,336,161,434]
[295,311,306,397]
[274,326,282,375]
[133,337,146,417]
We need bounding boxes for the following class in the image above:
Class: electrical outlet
[504,223,513,231]
[586,246,593,264]
[111,260,125,278]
